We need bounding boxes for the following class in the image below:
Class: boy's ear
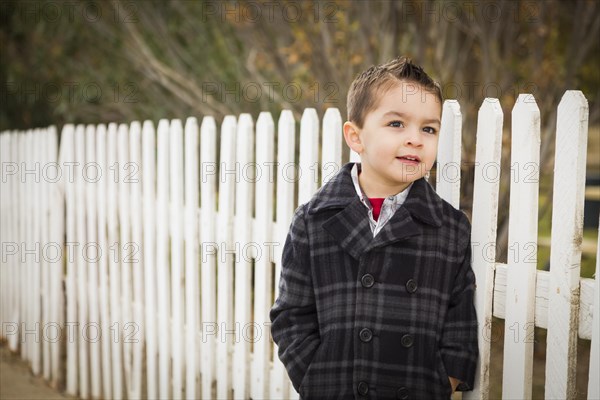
[343,121,363,154]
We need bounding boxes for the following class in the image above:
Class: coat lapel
[367,206,422,250]
[309,162,445,260]
[321,197,373,260]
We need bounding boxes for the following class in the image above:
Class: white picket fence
[0,91,598,400]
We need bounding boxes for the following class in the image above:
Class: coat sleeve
[269,204,321,393]
[440,214,479,391]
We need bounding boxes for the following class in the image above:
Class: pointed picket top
[299,108,319,204]
[59,124,75,167]
[219,115,233,132]
[142,120,154,134]
[276,109,296,229]
[200,114,218,225]
[256,112,275,183]
[238,113,254,131]
[170,118,183,136]
[236,113,255,194]
[216,115,235,213]
[301,107,318,125]
[437,100,462,208]
[169,118,184,201]
[157,119,169,134]
[130,120,141,135]
[545,90,588,400]
[279,109,294,129]
[257,111,275,129]
[322,108,342,185]
[185,116,198,132]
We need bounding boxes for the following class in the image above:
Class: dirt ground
[0,345,72,400]
[0,331,593,400]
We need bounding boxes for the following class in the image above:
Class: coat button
[396,386,409,399]
[357,381,369,396]
[361,274,375,288]
[401,334,414,348]
[359,328,373,342]
[405,279,417,293]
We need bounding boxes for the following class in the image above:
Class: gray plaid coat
[270,162,478,399]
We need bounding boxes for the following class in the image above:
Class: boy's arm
[270,205,321,393]
[440,218,479,392]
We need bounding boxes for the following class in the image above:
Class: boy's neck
[358,167,412,198]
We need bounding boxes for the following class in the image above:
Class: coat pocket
[299,341,325,395]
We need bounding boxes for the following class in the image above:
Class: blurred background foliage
[2,0,598,131]
[1,0,599,264]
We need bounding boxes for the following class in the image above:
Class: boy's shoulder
[301,162,357,215]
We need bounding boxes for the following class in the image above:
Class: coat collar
[309,163,445,260]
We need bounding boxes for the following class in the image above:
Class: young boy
[270,57,478,399]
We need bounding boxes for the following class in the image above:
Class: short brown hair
[347,56,443,128]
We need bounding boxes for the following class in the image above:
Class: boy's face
[343,81,441,197]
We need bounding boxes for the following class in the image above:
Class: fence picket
[322,108,343,185]
[169,119,185,400]
[1,134,14,350]
[184,117,200,400]
[545,91,589,400]
[85,124,101,399]
[129,121,144,400]
[25,131,33,370]
[155,119,171,399]
[96,123,112,399]
[464,99,503,400]
[142,120,158,400]
[74,124,90,398]
[588,220,600,399]
[107,123,124,400]
[298,109,319,205]
[270,110,296,400]
[214,115,233,399]
[11,131,20,353]
[436,100,462,208]
[60,124,78,395]
[253,112,275,399]
[234,114,255,399]
[199,116,218,399]
[41,129,51,382]
[502,94,541,399]
[0,134,6,347]
[117,123,134,399]
[20,132,28,358]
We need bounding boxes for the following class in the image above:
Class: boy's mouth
[397,155,421,163]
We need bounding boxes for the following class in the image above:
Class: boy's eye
[388,120,404,128]
[423,126,437,134]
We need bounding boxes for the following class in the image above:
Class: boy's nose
[404,128,422,146]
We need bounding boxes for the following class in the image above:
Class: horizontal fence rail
[0,92,598,400]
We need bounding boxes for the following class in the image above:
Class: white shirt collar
[350,163,413,236]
